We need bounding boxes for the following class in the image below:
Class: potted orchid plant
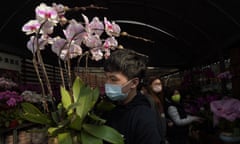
[210,97,240,143]
[20,2,124,144]
[0,77,24,129]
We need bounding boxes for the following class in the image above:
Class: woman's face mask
[152,85,162,93]
[171,94,181,103]
[151,79,162,93]
[105,80,131,101]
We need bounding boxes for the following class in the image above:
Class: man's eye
[111,78,118,82]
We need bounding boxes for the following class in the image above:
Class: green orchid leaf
[81,130,103,144]
[76,85,93,119]
[58,132,73,144]
[20,102,52,125]
[20,113,51,125]
[69,114,82,131]
[60,86,73,115]
[88,113,106,125]
[67,102,81,111]
[48,123,66,136]
[96,100,116,112]
[83,124,124,144]
[51,110,61,124]
[21,102,46,116]
[73,76,84,102]
[90,87,100,108]
[48,127,60,136]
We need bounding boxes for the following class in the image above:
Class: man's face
[104,72,140,104]
[104,72,128,84]
[104,72,136,94]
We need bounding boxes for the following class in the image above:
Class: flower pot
[219,132,240,143]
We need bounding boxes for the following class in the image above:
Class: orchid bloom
[63,19,86,43]
[103,37,118,50]
[90,48,103,61]
[217,71,232,80]
[51,37,67,56]
[89,16,104,36]
[22,2,121,61]
[27,36,48,53]
[51,37,83,60]
[210,98,240,126]
[22,20,41,35]
[35,3,59,24]
[104,17,121,37]
[83,34,102,48]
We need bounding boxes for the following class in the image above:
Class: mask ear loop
[122,78,139,93]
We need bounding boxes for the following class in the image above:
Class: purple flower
[210,98,240,125]
[0,90,23,107]
[6,97,17,106]
[217,71,232,80]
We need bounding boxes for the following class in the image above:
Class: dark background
[0,0,240,73]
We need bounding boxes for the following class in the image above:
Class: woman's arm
[167,105,199,126]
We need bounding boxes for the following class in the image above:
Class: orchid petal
[22,20,41,35]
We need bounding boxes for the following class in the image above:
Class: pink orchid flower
[35,3,58,23]
[210,98,240,126]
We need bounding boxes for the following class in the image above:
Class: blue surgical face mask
[105,81,131,101]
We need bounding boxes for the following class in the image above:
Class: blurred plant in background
[0,78,24,129]
[210,97,240,137]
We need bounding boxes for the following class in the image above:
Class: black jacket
[104,92,161,144]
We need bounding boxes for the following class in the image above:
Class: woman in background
[141,75,167,144]
[164,87,203,144]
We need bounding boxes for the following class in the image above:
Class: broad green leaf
[21,102,46,116]
[48,127,60,135]
[20,113,51,125]
[60,86,73,115]
[67,102,81,111]
[90,87,100,107]
[51,111,60,124]
[96,100,116,112]
[88,113,106,125]
[48,123,66,136]
[58,132,73,144]
[81,130,103,144]
[76,85,93,119]
[83,124,124,144]
[72,76,84,102]
[20,103,51,124]
[69,114,82,131]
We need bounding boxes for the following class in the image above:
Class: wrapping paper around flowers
[210,98,240,126]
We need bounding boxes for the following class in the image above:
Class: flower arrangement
[184,93,220,119]
[183,92,221,135]
[0,77,24,128]
[0,90,23,107]
[210,97,240,138]
[20,2,127,144]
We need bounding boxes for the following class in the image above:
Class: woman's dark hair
[144,75,163,87]
[104,49,148,80]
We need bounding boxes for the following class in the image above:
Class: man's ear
[131,78,139,88]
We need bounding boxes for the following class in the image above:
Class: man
[103,48,161,144]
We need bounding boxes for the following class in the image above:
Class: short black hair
[104,49,148,80]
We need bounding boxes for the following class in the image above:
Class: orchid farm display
[20,2,126,144]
